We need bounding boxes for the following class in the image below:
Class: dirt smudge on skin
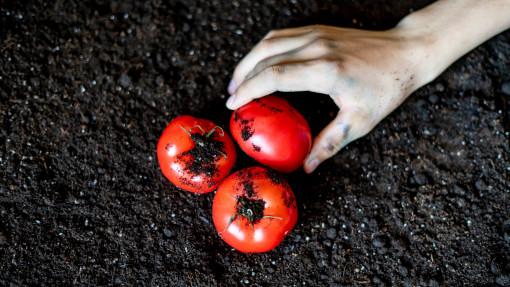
[178,132,226,180]
[233,110,242,123]
[233,110,255,141]
[266,168,287,187]
[235,195,265,224]
[254,98,283,113]
[282,191,297,209]
[179,176,202,191]
[241,178,255,198]
[235,168,257,198]
[264,168,296,209]
[241,123,254,141]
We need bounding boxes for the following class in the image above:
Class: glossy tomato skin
[212,166,298,253]
[157,115,237,193]
[230,95,312,173]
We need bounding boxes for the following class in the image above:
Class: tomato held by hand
[230,95,312,173]
[212,166,298,253]
[157,115,237,193]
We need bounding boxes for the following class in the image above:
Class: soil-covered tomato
[212,166,298,253]
[157,115,237,193]
[230,95,312,173]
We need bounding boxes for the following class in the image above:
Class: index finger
[227,60,336,109]
[229,27,314,95]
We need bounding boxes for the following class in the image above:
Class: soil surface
[1,0,509,286]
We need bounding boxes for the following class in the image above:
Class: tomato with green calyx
[212,166,298,253]
[230,95,312,173]
[157,115,237,193]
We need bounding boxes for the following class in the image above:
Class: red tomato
[230,95,312,173]
[157,115,237,193]
[212,166,298,253]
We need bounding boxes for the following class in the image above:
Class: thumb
[303,110,356,174]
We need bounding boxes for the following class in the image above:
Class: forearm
[395,0,510,88]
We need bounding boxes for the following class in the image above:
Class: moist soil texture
[1,0,510,286]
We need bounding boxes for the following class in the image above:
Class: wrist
[391,17,444,90]
[384,22,441,95]
[391,0,510,91]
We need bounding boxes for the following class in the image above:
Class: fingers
[303,109,360,174]
[244,37,339,81]
[226,59,337,109]
[228,27,315,95]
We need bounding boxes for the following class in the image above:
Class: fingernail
[226,93,236,109]
[306,158,320,173]
[227,80,237,95]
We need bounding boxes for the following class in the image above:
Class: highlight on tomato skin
[212,166,298,253]
[230,95,312,173]
[157,115,237,193]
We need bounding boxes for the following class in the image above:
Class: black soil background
[1,0,509,286]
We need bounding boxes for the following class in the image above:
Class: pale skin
[226,0,510,173]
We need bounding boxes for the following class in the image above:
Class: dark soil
[233,110,255,142]
[235,196,265,224]
[1,0,509,286]
[180,132,226,178]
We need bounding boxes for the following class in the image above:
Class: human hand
[226,25,428,173]
[225,0,510,174]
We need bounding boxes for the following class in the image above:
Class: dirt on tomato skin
[264,169,296,209]
[281,190,297,210]
[2,0,510,286]
[235,167,258,198]
[240,126,254,141]
[233,110,242,123]
[240,119,255,141]
[235,196,266,224]
[266,168,290,188]
[178,176,203,191]
[254,98,284,114]
[178,133,226,178]
[241,180,255,198]
[233,110,255,141]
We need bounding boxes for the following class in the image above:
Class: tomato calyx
[218,195,282,235]
[236,196,265,223]
[180,125,226,148]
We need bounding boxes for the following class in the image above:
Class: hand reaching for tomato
[225,0,510,173]
[157,0,510,253]
[225,25,429,174]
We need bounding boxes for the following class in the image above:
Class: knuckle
[309,24,326,33]
[321,138,342,157]
[264,30,277,39]
[300,57,328,69]
[268,65,284,78]
[325,59,347,76]
[258,38,273,52]
[265,28,284,39]
[336,121,351,137]
[319,131,343,158]
[308,56,345,75]
[309,37,335,52]
[253,60,269,75]
[303,56,346,94]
